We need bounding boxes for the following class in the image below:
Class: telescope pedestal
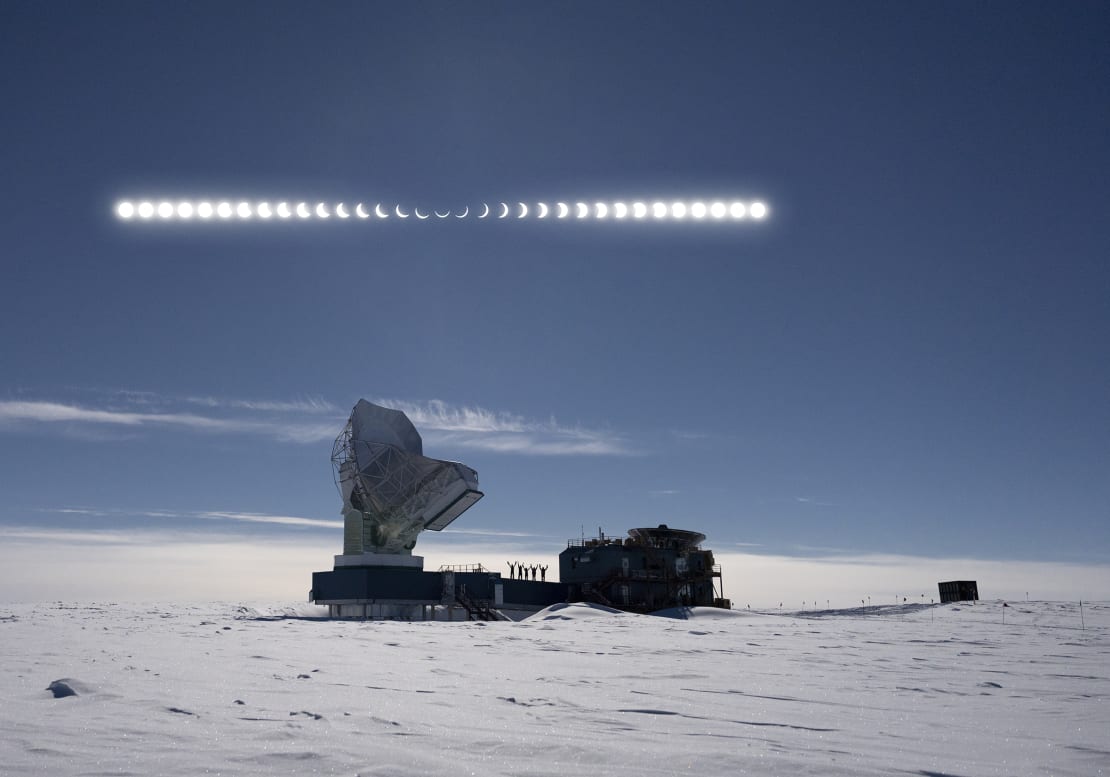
[333,553,424,569]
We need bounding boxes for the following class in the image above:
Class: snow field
[0,600,1106,776]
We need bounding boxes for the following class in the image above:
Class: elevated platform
[310,564,566,620]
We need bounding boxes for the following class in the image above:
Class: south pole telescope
[331,399,483,557]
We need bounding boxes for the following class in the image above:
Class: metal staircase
[454,586,505,621]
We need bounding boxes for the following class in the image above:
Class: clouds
[0,530,337,601]
[0,392,632,456]
[183,396,339,414]
[374,398,633,456]
[33,507,342,531]
[0,399,337,443]
[29,508,557,544]
[2,521,1106,604]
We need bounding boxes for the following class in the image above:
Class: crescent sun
[355,203,369,218]
[434,209,450,218]
[517,202,528,218]
[557,202,569,218]
[576,202,588,218]
[316,203,330,218]
[498,202,510,218]
[455,206,468,218]
[336,203,349,218]
[395,205,409,218]
[414,207,429,219]
[296,202,311,218]
[276,202,292,218]
[374,203,388,218]
[537,202,549,218]
[478,203,490,219]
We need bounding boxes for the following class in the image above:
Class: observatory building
[560,525,729,611]
[311,400,730,619]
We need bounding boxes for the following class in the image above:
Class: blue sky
[2,2,1108,603]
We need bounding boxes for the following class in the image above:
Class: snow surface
[1,600,1106,776]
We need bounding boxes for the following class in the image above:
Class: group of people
[507,561,547,581]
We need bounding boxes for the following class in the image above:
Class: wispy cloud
[0,400,338,443]
[648,489,681,497]
[1,392,634,456]
[184,395,338,414]
[375,398,633,456]
[197,511,342,530]
[35,506,341,530]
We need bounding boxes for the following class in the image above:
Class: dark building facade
[938,580,979,603]
[311,523,732,619]
[559,525,729,611]
[311,564,565,619]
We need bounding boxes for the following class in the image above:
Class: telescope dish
[332,399,483,556]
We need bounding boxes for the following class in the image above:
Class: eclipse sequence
[114,198,770,223]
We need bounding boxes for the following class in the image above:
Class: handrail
[438,563,488,573]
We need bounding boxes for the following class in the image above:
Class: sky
[1,1,1108,604]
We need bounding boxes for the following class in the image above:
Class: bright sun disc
[652,202,667,218]
[236,202,252,218]
[197,202,214,218]
[690,202,707,219]
[633,202,647,219]
[750,201,768,219]
[157,202,174,219]
[217,202,233,218]
[671,202,687,219]
[729,202,747,219]
[710,202,726,219]
[176,201,194,219]
[116,201,134,219]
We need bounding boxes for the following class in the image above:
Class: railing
[566,534,624,549]
[438,563,488,573]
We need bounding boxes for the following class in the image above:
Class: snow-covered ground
[1,600,1106,776]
